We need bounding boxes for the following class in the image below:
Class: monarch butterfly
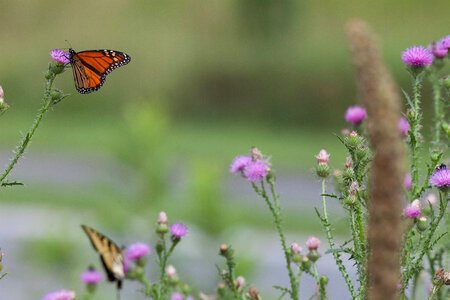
[68,49,131,94]
[81,225,125,289]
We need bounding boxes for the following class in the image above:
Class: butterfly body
[69,49,131,94]
[81,225,125,289]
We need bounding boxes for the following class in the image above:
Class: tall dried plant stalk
[346,20,404,300]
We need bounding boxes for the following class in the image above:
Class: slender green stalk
[226,257,239,299]
[267,179,299,300]
[158,235,168,299]
[0,73,56,184]
[428,70,444,144]
[320,180,356,298]
[254,180,298,300]
[409,75,423,199]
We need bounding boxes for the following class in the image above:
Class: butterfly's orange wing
[69,49,130,94]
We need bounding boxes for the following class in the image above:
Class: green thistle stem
[320,179,356,298]
[409,75,423,199]
[428,69,443,144]
[0,73,56,185]
[253,180,298,300]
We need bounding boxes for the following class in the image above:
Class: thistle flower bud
[217,282,226,296]
[306,236,320,250]
[247,286,261,300]
[301,256,311,270]
[417,217,428,231]
[348,181,359,196]
[234,276,245,290]
[319,275,329,285]
[316,163,330,178]
[345,156,354,169]
[156,240,164,255]
[342,167,354,182]
[166,265,178,279]
[315,149,330,165]
[442,75,450,89]
[347,131,360,148]
[356,145,367,160]
[158,211,168,225]
[430,150,442,164]
[0,86,9,114]
[291,242,302,255]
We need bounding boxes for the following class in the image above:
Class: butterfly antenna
[65,40,73,49]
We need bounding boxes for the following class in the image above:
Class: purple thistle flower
[80,269,103,284]
[171,292,184,300]
[243,160,269,182]
[170,223,188,238]
[440,35,450,50]
[403,173,412,191]
[428,41,448,58]
[230,155,252,173]
[125,242,151,261]
[42,290,75,300]
[398,117,410,136]
[401,46,433,67]
[186,296,195,300]
[429,164,450,190]
[345,106,367,125]
[404,205,421,219]
[50,49,70,64]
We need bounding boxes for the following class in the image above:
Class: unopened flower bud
[319,275,329,285]
[443,75,450,89]
[341,128,350,135]
[356,145,367,160]
[348,181,359,197]
[166,265,177,279]
[345,156,353,169]
[217,282,226,296]
[316,163,330,178]
[347,131,360,148]
[158,211,168,225]
[291,242,302,255]
[307,249,320,262]
[417,217,428,231]
[156,240,164,255]
[50,89,63,101]
[441,122,450,137]
[219,244,228,255]
[301,256,311,270]
[315,149,330,165]
[344,195,357,206]
[234,276,245,290]
[182,283,191,294]
[342,168,354,182]
[430,150,442,164]
[406,109,415,121]
[0,86,4,103]
[306,236,320,250]
[247,286,261,300]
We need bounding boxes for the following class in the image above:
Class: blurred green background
[0,0,449,298]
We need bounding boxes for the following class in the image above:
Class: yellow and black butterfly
[81,225,125,289]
